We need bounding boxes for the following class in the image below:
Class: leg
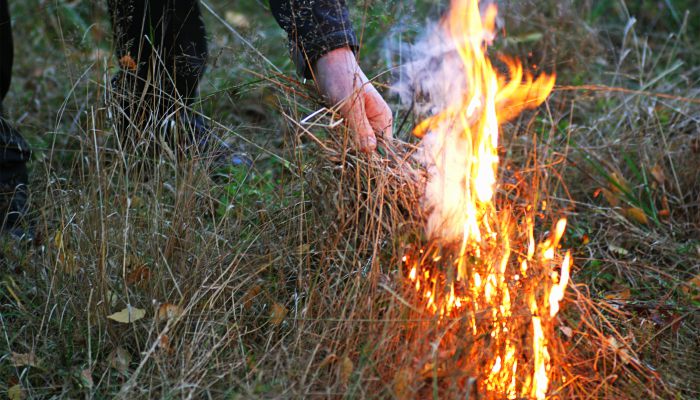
[0,0,31,234]
[163,0,208,105]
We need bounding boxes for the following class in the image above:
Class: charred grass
[1,0,699,398]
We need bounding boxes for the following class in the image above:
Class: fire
[402,0,569,398]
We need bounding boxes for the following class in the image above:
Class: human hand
[314,47,393,153]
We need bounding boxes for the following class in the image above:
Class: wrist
[314,47,357,76]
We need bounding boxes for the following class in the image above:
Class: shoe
[181,113,252,168]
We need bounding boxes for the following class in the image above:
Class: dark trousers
[0,0,30,230]
[108,0,208,108]
[107,0,209,152]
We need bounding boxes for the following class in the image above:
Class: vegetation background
[1,0,699,398]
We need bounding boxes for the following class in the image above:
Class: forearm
[268,0,358,79]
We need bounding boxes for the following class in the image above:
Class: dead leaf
[108,347,131,374]
[107,306,146,323]
[339,356,353,385]
[158,334,173,353]
[623,207,649,225]
[106,290,119,307]
[651,163,665,185]
[157,303,183,322]
[225,11,251,30]
[79,369,93,389]
[119,54,137,71]
[608,172,631,194]
[682,273,700,300]
[11,352,39,368]
[605,287,631,301]
[393,368,413,399]
[607,337,633,365]
[317,353,337,369]
[559,325,574,338]
[8,384,23,400]
[241,284,262,309]
[126,264,151,286]
[609,244,630,256]
[270,302,287,326]
[600,188,620,207]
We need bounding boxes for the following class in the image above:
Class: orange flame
[405,0,568,398]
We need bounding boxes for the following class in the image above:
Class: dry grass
[1,0,699,399]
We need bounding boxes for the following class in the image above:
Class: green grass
[2,0,700,398]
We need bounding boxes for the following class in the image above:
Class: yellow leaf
[623,207,649,225]
[600,188,620,207]
[225,11,251,30]
[270,302,287,326]
[11,352,39,368]
[157,303,183,322]
[53,230,63,250]
[651,163,665,185]
[608,172,630,194]
[393,368,413,399]
[107,306,146,323]
[8,384,23,400]
[108,347,131,374]
[339,356,353,385]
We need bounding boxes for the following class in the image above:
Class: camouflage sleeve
[269,0,358,79]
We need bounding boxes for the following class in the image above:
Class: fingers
[363,85,394,143]
[341,90,376,153]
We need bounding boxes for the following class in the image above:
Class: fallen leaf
[393,368,413,399]
[339,356,353,385]
[108,347,131,374]
[607,336,633,365]
[623,207,649,225]
[107,306,146,323]
[605,287,631,301]
[126,264,151,286]
[241,284,261,309]
[650,163,665,185]
[8,384,23,400]
[119,54,137,71]
[682,273,700,300]
[54,230,63,250]
[11,352,39,368]
[225,11,251,30]
[608,172,631,194]
[600,188,620,207]
[157,303,183,322]
[270,302,287,326]
[79,369,93,389]
[609,244,630,256]
[559,325,574,338]
[158,334,173,353]
[106,290,119,307]
[317,353,337,369]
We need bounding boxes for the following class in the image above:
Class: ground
[1,0,699,399]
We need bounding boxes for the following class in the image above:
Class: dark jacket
[269,0,358,79]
